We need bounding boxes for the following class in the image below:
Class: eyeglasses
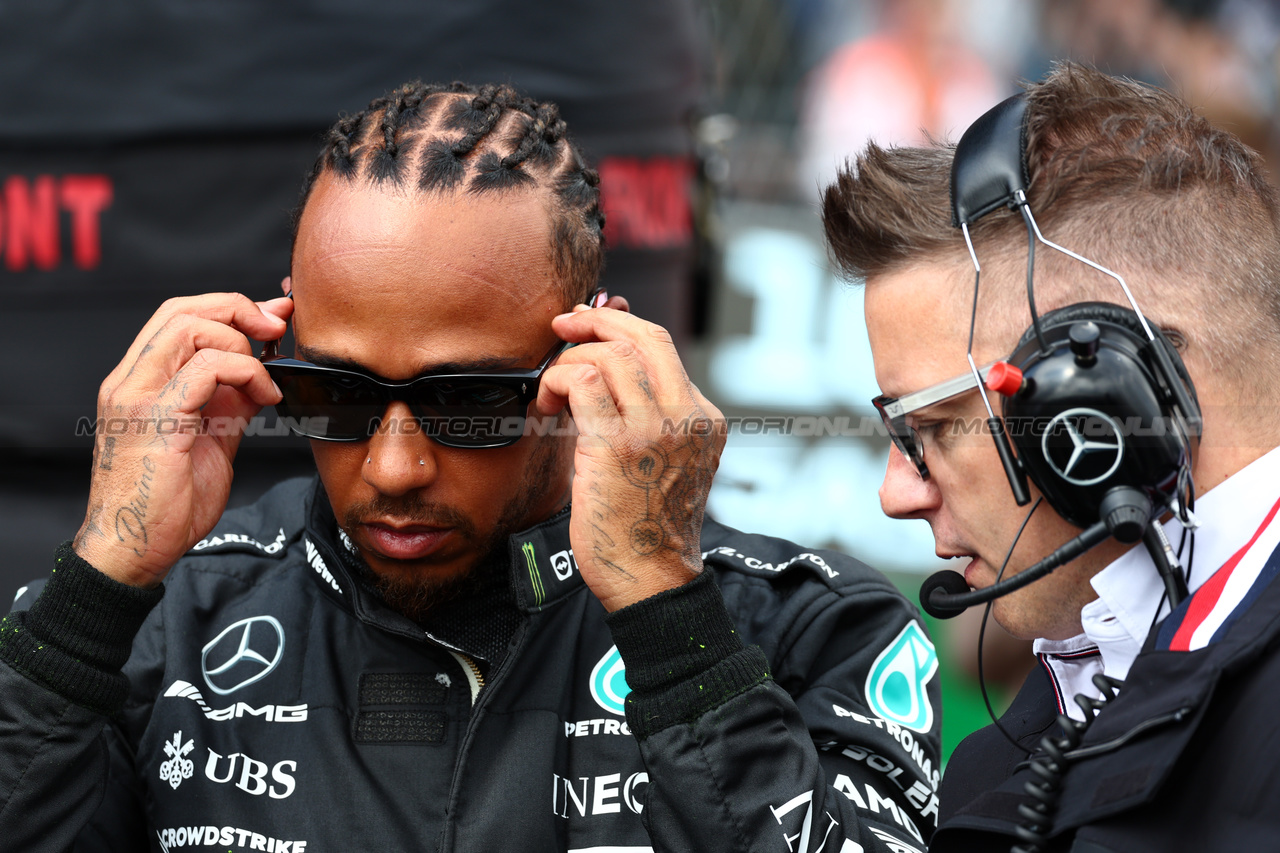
[872,363,993,478]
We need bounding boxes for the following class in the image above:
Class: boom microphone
[920,519,1111,618]
[920,486,1154,619]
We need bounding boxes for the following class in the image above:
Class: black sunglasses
[261,290,605,448]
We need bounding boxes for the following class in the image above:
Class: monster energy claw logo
[865,623,937,733]
[522,541,545,605]
[590,645,631,715]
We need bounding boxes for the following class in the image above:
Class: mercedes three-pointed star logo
[1041,407,1125,486]
[201,615,285,696]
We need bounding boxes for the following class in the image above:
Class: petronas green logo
[865,623,937,733]
[590,646,630,715]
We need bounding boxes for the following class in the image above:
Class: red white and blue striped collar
[1155,491,1280,652]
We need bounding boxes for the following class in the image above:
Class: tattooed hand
[538,299,726,612]
[73,293,293,588]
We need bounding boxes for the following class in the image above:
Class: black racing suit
[0,477,941,852]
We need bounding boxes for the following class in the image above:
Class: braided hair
[294,81,606,305]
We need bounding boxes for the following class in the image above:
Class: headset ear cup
[1155,329,1198,413]
[1016,302,1199,410]
[1002,301,1198,528]
[1017,302,1146,349]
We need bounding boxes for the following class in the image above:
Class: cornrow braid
[326,113,364,178]
[552,152,607,300]
[501,101,565,172]
[293,80,606,305]
[449,83,506,159]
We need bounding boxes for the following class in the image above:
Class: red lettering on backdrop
[59,175,113,269]
[597,157,693,250]
[5,176,59,271]
[0,174,114,272]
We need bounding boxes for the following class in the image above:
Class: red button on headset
[985,361,1024,396]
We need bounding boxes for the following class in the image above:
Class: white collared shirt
[1034,444,1280,719]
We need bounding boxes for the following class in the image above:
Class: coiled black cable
[1011,673,1124,853]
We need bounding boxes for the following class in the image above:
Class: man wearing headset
[0,83,939,853]
[823,62,1280,849]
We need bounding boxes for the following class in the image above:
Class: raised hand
[538,300,726,612]
[73,293,293,588]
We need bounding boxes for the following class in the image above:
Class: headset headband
[950,93,1029,227]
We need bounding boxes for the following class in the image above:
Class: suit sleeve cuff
[0,540,164,716]
[605,569,771,739]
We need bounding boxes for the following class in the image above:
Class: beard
[338,429,570,623]
[356,533,507,623]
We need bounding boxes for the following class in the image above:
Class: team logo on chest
[865,623,937,733]
[159,731,195,790]
[589,646,631,716]
[202,615,285,696]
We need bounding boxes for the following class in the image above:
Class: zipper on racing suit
[438,619,531,851]
[449,650,484,704]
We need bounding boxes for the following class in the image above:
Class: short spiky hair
[821,62,1280,386]
[294,81,605,306]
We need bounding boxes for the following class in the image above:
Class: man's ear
[281,276,293,296]
[603,294,630,312]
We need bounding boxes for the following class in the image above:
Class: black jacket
[0,477,941,852]
[933,541,1280,852]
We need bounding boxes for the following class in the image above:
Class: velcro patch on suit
[354,709,447,744]
[354,672,451,744]
[358,672,448,706]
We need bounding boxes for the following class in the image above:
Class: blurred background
[2,0,1277,759]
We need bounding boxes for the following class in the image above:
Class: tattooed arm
[538,299,724,612]
[539,303,936,852]
[73,292,292,588]
[0,292,292,850]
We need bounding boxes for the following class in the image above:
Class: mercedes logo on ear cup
[1041,408,1125,486]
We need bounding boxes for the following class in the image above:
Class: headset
[919,92,1202,620]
